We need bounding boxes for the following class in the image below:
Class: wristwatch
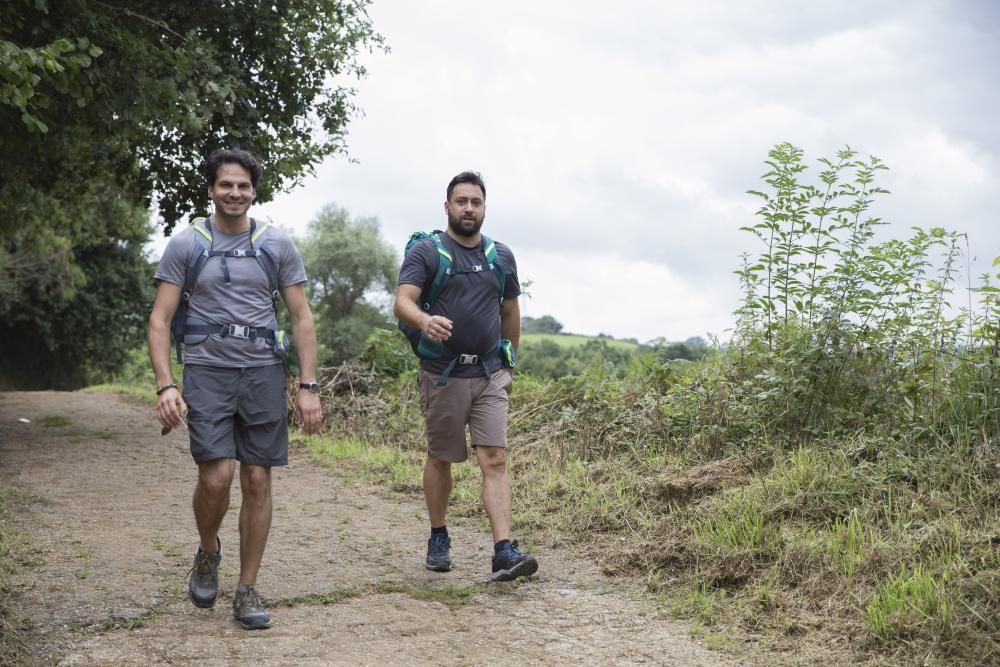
[299,382,320,394]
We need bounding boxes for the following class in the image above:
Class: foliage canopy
[0,0,382,388]
[1,0,382,229]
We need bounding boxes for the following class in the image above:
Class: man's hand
[155,387,187,434]
[422,314,453,342]
[296,390,323,435]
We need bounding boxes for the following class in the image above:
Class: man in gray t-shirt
[148,148,322,630]
[394,170,539,582]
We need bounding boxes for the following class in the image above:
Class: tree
[299,204,398,366]
[0,1,381,387]
[523,314,564,334]
[0,202,154,389]
[1,0,382,229]
[639,337,708,362]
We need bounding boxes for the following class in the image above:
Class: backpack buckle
[458,354,478,365]
[227,324,251,338]
[231,249,246,257]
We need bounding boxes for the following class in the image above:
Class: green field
[521,333,638,350]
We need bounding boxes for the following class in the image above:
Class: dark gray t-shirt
[399,233,520,378]
[154,220,307,367]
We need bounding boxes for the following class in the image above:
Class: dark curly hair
[204,148,262,189]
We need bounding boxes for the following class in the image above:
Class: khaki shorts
[417,368,514,463]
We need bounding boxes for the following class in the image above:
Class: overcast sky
[165,0,1000,343]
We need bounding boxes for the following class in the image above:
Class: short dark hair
[446,170,486,201]
[204,148,262,189]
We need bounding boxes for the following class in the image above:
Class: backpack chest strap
[209,248,262,258]
[449,262,496,275]
[207,247,265,285]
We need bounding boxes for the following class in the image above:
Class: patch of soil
[0,391,755,666]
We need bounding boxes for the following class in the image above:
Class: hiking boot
[491,540,538,582]
[232,584,272,630]
[425,533,452,572]
[188,538,222,608]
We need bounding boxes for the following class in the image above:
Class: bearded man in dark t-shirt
[394,171,538,581]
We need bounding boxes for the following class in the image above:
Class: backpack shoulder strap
[249,218,280,306]
[422,232,453,310]
[482,234,506,297]
[181,218,213,302]
[171,218,213,362]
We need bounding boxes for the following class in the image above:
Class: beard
[447,210,484,237]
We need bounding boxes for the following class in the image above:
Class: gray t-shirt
[154,220,307,367]
[399,233,520,378]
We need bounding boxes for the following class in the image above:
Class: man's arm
[281,283,323,434]
[394,283,453,342]
[148,281,187,430]
[500,296,520,350]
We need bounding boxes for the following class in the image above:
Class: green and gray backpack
[170,217,287,363]
[397,230,507,362]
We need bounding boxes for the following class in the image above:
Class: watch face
[300,383,319,393]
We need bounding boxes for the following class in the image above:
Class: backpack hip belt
[435,343,501,386]
[183,322,280,343]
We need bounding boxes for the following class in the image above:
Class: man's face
[445,183,485,237]
[208,163,255,219]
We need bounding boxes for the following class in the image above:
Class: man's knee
[426,454,453,472]
[198,459,234,497]
[476,446,508,476]
[240,465,272,498]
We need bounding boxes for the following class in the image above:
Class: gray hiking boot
[188,538,222,608]
[425,532,452,572]
[491,540,538,582]
[232,584,272,630]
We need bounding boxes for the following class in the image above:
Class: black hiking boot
[491,540,538,582]
[425,533,452,572]
[232,584,272,630]
[188,538,222,608]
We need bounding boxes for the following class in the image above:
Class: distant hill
[520,333,639,351]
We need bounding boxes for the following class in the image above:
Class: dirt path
[0,391,743,666]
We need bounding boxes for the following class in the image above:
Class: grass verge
[0,486,29,664]
[303,361,1000,667]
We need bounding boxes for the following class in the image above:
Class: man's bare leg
[474,445,511,542]
[475,445,538,581]
[193,458,235,552]
[237,464,272,587]
[423,454,453,527]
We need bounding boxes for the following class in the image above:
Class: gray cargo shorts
[182,363,289,466]
[417,368,513,463]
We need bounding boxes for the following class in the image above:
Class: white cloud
[156,0,999,341]
[516,248,737,342]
